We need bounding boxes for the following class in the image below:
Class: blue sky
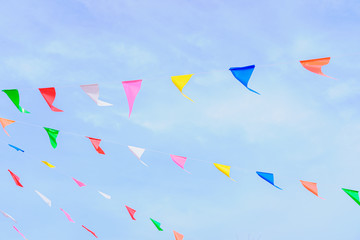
[0,0,360,239]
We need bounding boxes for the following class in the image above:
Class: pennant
[8,144,24,152]
[98,191,111,199]
[80,84,112,106]
[60,208,75,222]
[43,127,59,149]
[170,154,187,169]
[13,226,27,240]
[72,177,86,187]
[300,180,323,199]
[256,171,282,190]
[0,210,16,222]
[8,170,23,187]
[41,161,55,168]
[300,57,333,78]
[171,74,194,102]
[229,65,259,94]
[35,190,51,207]
[174,230,184,240]
[214,163,234,181]
[2,89,30,113]
[0,117,15,136]
[150,218,163,231]
[342,188,360,206]
[128,146,148,166]
[39,87,63,112]
[82,225,98,238]
[122,80,142,118]
[86,137,105,155]
[125,205,136,220]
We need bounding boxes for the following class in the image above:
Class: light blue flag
[8,144,24,152]
[229,65,259,95]
[256,171,282,190]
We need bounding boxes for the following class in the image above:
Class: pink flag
[82,225,98,238]
[39,87,63,112]
[122,80,142,118]
[13,226,27,240]
[72,177,86,187]
[0,117,15,136]
[86,137,105,155]
[170,154,187,169]
[125,205,136,220]
[174,230,184,240]
[60,208,75,223]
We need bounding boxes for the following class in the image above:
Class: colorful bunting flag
[229,65,259,94]
[300,180,323,199]
[174,230,184,240]
[150,218,163,231]
[300,57,333,78]
[39,87,63,112]
[0,210,16,222]
[60,208,75,222]
[171,74,194,102]
[98,191,111,199]
[128,146,148,166]
[2,89,30,113]
[122,80,142,118]
[342,188,360,206]
[13,226,27,240]
[35,190,51,207]
[41,161,55,168]
[125,205,136,220]
[170,154,187,169]
[72,177,86,187]
[82,225,98,238]
[44,127,59,149]
[0,117,15,136]
[8,144,24,152]
[256,171,282,190]
[86,137,105,155]
[214,163,234,181]
[8,170,23,187]
[80,84,112,106]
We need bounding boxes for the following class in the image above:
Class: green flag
[150,218,163,231]
[44,127,59,149]
[342,188,360,206]
[2,89,30,113]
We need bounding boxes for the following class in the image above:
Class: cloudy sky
[0,0,360,239]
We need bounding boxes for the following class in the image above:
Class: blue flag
[256,171,282,190]
[8,144,24,152]
[229,65,259,94]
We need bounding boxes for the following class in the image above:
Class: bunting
[214,163,234,181]
[0,117,15,136]
[8,170,23,187]
[39,87,63,112]
[342,188,360,206]
[150,218,163,231]
[41,161,55,168]
[82,225,98,238]
[300,180,323,199]
[128,146,148,166]
[98,191,111,199]
[174,230,184,240]
[170,154,187,170]
[80,84,112,106]
[86,137,105,155]
[256,171,282,190]
[44,127,59,149]
[171,74,194,102]
[8,144,24,152]
[13,226,27,240]
[0,210,16,222]
[72,177,86,187]
[125,205,136,220]
[229,65,259,94]
[300,57,333,78]
[2,89,30,113]
[122,80,142,118]
[35,190,51,207]
[60,208,75,222]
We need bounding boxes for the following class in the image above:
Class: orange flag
[300,180,324,199]
[300,57,333,78]
[174,230,184,240]
[0,117,15,136]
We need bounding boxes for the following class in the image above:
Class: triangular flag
[125,205,136,220]
[86,137,105,154]
[174,230,184,240]
[256,171,282,190]
[72,177,86,187]
[35,190,52,207]
[98,191,111,199]
[0,117,15,136]
[60,208,75,222]
[214,163,234,181]
[342,188,360,206]
[8,144,24,152]
[2,89,30,113]
[229,65,259,94]
[80,84,112,106]
[300,57,333,78]
[13,226,27,240]
[8,170,23,187]
[0,210,16,222]
[171,74,194,102]
[39,87,63,112]
[41,161,55,168]
[44,127,59,149]
[122,80,142,118]
[128,146,148,166]
[300,180,323,199]
[170,154,187,169]
[150,218,163,231]
[82,225,98,238]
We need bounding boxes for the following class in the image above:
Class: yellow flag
[171,74,194,102]
[214,163,234,181]
[41,161,55,168]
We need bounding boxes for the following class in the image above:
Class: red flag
[86,137,105,155]
[8,170,23,187]
[39,87,63,112]
[125,205,136,220]
[82,225,98,238]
